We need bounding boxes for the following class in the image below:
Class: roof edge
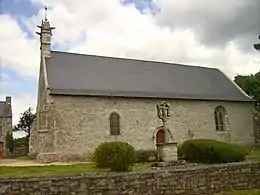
[50,50,219,71]
[218,69,253,101]
[49,88,252,102]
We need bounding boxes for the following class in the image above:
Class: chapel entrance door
[156,129,165,145]
[0,142,3,159]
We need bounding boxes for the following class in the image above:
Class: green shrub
[135,149,157,163]
[93,141,135,171]
[178,139,248,164]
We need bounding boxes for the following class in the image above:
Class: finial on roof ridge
[44,5,48,22]
[36,6,55,58]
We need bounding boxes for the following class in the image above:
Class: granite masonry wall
[0,117,12,157]
[1,162,259,195]
[31,95,255,162]
[253,114,260,146]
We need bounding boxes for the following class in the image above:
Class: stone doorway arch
[156,129,165,145]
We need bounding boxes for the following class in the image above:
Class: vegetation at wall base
[5,131,14,154]
[135,149,157,163]
[246,147,260,161]
[93,141,135,171]
[177,139,248,164]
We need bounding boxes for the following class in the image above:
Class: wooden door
[156,129,165,144]
[0,142,3,159]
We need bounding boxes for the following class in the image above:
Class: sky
[0,0,259,138]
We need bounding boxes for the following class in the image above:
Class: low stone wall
[0,162,259,195]
[253,115,260,146]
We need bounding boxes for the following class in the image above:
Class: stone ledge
[36,153,67,163]
[151,160,187,167]
[36,153,86,163]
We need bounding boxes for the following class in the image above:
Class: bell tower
[36,6,55,58]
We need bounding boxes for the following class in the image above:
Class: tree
[234,71,260,112]
[253,35,260,51]
[13,107,36,138]
[5,131,14,154]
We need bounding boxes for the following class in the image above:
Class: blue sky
[0,0,259,138]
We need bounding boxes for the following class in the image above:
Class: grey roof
[45,51,251,102]
[0,102,12,118]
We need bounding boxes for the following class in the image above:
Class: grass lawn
[246,147,260,161]
[217,189,260,195]
[0,162,151,178]
[1,147,259,179]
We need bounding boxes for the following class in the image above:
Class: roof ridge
[50,50,219,71]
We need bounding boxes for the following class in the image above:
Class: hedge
[177,139,248,164]
[135,149,157,163]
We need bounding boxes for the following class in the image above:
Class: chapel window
[214,106,227,131]
[110,112,120,135]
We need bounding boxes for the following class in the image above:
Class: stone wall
[35,95,254,160]
[30,57,53,156]
[29,119,37,156]
[253,114,260,146]
[0,162,259,195]
[0,117,12,157]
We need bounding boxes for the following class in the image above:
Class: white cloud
[0,72,9,80]
[0,81,21,87]
[0,14,40,78]
[0,92,36,126]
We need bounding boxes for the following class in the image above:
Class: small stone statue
[156,101,170,130]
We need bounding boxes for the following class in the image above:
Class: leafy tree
[253,35,260,51]
[234,71,260,112]
[5,131,14,154]
[13,107,36,138]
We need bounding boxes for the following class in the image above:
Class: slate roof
[45,51,252,102]
[0,102,12,118]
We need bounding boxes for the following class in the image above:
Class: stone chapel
[29,17,255,162]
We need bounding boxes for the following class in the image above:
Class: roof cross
[44,6,48,21]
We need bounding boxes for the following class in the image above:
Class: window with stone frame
[214,106,227,131]
[110,112,120,135]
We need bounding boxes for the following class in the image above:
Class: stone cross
[156,101,171,162]
[157,101,170,130]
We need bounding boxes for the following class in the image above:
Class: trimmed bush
[135,149,157,163]
[178,139,248,164]
[93,141,135,171]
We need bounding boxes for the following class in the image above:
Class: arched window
[110,112,120,135]
[214,106,227,131]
